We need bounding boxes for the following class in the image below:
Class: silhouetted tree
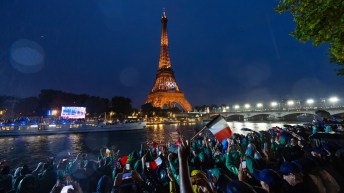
[14,97,39,116]
[275,0,344,75]
[111,96,133,119]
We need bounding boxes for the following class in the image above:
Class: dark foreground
[1,123,344,193]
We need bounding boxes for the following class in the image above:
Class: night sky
[0,0,343,108]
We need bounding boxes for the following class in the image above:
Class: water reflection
[228,121,285,135]
[0,121,297,168]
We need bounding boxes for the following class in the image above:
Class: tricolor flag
[150,157,163,170]
[206,115,233,142]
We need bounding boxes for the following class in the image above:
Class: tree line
[0,90,132,118]
[0,89,183,119]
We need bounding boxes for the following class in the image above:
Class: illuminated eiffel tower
[146,9,192,112]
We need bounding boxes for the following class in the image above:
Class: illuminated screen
[61,107,86,119]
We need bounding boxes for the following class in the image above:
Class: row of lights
[230,96,340,110]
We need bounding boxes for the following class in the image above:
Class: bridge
[189,107,344,121]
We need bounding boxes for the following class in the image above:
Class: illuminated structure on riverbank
[146,9,192,112]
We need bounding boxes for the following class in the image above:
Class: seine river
[0,121,295,168]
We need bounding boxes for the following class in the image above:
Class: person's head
[0,161,10,175]
[290,138,297,146]
[245,148,254,157]
[191,169,211,192]
[17,174,37,193]
[191,170,208,182]
[208,168,221,184]
[280,162,304,186]
[84,160,97,173]
[311,147,328,159]
[254,169,283,192]
[198,152,207,163]
[96,175,112,193]
[20,164,31,176]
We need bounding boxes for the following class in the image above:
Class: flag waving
[150,157,163,170]
[206,115,233,142]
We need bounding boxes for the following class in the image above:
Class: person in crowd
[1,123,344,193]
[253,169,283,193]
[0,160,12,193]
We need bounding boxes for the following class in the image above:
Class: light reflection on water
[228,122,286,134]
[0,121,299,168]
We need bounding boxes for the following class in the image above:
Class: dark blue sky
[0,0,343,108]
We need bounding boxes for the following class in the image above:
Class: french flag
[206,115,233,142]
[150,157,163,170]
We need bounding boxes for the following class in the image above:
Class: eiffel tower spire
[146,9,192,112]
[158,8,171,69]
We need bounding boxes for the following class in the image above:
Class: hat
[245,148,254,157]
[198,152,206,162]
[209,168,220,180]
[191,170,203,177]
[253,169,282,188]
[191,170,207,180]
[279,162,300,175]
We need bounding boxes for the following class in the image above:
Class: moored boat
[0,121,146,137]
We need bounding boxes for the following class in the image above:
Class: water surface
[0,121,291,168]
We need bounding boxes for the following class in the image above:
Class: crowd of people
[0,123,344,193]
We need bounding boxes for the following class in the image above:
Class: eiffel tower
[146,9,192,112]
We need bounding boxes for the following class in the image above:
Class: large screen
[61,107,86,119]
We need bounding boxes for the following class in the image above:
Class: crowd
[0,123,344,193]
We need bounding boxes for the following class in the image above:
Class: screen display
[122,172,132,180]
[61,107,86,119]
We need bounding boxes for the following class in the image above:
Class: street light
[244,104,250,109]
[256,103,263,108]
[287,100,294,106]
[234,105,240,109]
[329,96,339,107]
[52,110,58,116]
[306,99,314,104]
[329,96,339,103]
[271,101,278,107]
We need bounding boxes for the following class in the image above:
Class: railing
[194,106,344,114]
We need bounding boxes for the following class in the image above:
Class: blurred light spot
[10,39,45,73]
[119,67,139,87]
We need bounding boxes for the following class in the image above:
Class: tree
[111,96,133,119]
[275,0,344,75]
[14,97,39,116]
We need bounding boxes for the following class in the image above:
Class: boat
[0,121,146,137]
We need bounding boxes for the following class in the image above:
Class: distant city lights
[196,96,342,113]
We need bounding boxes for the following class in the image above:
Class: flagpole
[190,125,207,141]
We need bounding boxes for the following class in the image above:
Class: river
[0,121,297,168]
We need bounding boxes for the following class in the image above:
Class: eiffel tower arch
[146,9,192,112]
